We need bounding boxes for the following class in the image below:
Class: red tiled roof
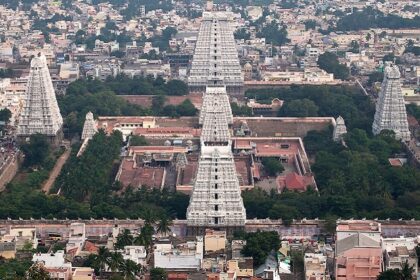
[277,172,314,192]
[388,158,403,167]
[117,159,165,189]
[285,173,305,190]
[84,241,99,253]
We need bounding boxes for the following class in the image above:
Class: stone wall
[0,153,20,192]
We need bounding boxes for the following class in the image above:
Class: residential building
[382,236,418,276]
[335,220,382,280]
[204,229,227,253]
[153,237,204,271]
[304,253,329,280]
[32,250,72,280]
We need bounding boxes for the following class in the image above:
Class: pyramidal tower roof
[187,85,246,228]
[333,115,347,142]
[188,10,243,95]
[81,111,98,140]
[372,64,410,141]
[17,53,63,137]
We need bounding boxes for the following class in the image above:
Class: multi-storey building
[335,220,382,280]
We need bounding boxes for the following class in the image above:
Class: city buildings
[304,253,329,280]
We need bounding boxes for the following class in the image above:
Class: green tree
[165,80,188,96]
[317,52,350,80]
[26,263,51,280]
[93,247,111,276]
[262,157,284,176]
[175,99,197,116]
[278,99,319,117]
[0,108,11,123]
[115,229,134,249]
[20,134,50,167]
[129,135,148,146]
[119,259,141,279]
[257,22,289,46]
[108,251,124,272]
[367,71,384,86]
[157,216,172,237]
[241,231,280,267]
[150,267,167,280]
[304,20,317,30]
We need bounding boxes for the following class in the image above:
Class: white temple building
[17,53,63,143]
[81,111,97,140]
[186,85,246,232]
[372,63,410,142]
[333,116,347,142]
[188,11,244,95]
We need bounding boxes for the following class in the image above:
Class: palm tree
[400,260,415,280]
[157,216,172,237]
[95,247,110,276]
[115,229,134,249]
[107,251,124,272]
[142,208,157,225]
[140,223,154,248]
[119,259,141,280]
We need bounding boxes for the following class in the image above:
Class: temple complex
[188,11,243,95]
[17,53,63,144]
[372,63,410,141]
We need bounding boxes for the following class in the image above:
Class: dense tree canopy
[278,99,319,117]
[262,157,285,176]
[257,22,290,46]
[335,7,420,31]
[246,85,374,131]
[235,231,280,267]
[20,134,50,167]
[317,52,350,80]
[0,108,11,123]
[54,130,123,201]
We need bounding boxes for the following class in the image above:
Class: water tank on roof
[164,140,171,146]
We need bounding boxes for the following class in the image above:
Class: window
[214,183,218,189]
[215,193,218,199]
[214,217,219,224]
[215,205,219,211]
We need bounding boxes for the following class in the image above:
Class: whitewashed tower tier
[17,53,63,144]
[188,11,244,95]
[187,85,246,233]
[372,63,410,142]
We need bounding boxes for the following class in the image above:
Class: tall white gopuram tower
[186,84,246,234]
[188,10,243,95]
[17,53,63,144]
[372,63,410,142]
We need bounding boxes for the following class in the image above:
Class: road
[42,146,71,194]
